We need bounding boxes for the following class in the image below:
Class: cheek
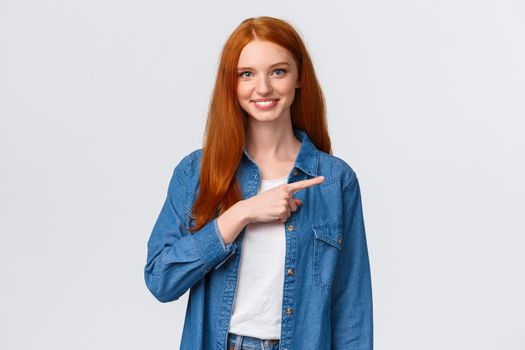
[279,79,298,97]
[279,84,296,105]
[237,84,251,100]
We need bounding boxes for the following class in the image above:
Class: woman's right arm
[144,152,321,303]
[144,152,247,303]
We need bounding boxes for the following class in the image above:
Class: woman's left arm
[330,172,374,349]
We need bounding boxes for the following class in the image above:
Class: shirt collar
[242,127,319,177]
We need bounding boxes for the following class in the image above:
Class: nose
[255,75,272,95]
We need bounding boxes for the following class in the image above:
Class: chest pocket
[312,223,343,288]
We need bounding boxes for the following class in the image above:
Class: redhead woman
[144,16,373,350]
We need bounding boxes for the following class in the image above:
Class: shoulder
[167,148,203,194]
[316,150,358,192]
[165,149,204,211]
[172,148,203,177]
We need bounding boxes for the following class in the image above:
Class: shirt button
[286,307,293,315]
[287,268,294,276]
[287,225,294,231]
[337,237,343,244]
[293,170,298,176]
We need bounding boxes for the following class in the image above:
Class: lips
[251,98,279,110]
[251,98,279,102]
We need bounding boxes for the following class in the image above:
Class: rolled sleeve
[191,217,238,272]
[144,152,238,302]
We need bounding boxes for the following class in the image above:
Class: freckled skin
[236,39,301,123]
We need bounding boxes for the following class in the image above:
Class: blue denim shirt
[144,128,373,350]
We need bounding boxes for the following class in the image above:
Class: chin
[247,110,283,122]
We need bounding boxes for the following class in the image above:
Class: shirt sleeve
[144,152,238,303]
[330,172,374,349]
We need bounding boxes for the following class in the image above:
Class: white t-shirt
[228,175,288,340]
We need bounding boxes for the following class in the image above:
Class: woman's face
[236,39,300,123]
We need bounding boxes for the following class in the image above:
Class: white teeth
[254,100,276,105]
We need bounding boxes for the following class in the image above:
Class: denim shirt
[144,128,373,350]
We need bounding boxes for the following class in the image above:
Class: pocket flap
[312,224,343,249]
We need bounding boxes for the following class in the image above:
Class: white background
[1,0,524,349]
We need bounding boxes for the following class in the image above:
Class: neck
[245,120,301,162]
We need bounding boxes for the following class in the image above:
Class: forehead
[237,40,295,67]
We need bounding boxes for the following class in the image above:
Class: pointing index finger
[285,176,325,194]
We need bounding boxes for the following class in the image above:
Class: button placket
[280,170,302,350]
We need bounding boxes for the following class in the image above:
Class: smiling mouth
[253,99,278,104]
[251,99,279,110]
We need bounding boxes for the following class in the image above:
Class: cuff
[191,217,237,272]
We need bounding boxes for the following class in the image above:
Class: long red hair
[186,16,332,233]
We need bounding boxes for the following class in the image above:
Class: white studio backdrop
[1,0,524,349]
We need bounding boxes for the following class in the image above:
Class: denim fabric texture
[144,128,373,350]
[227,333,279,350]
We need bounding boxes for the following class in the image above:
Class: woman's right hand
[241,175,325,224]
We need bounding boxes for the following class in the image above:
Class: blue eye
[238,69,287,78]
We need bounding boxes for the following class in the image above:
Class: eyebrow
[237,62,290,71]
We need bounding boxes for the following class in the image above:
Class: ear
[295,80,301,89]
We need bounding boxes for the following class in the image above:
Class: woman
[144,16,373,350]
